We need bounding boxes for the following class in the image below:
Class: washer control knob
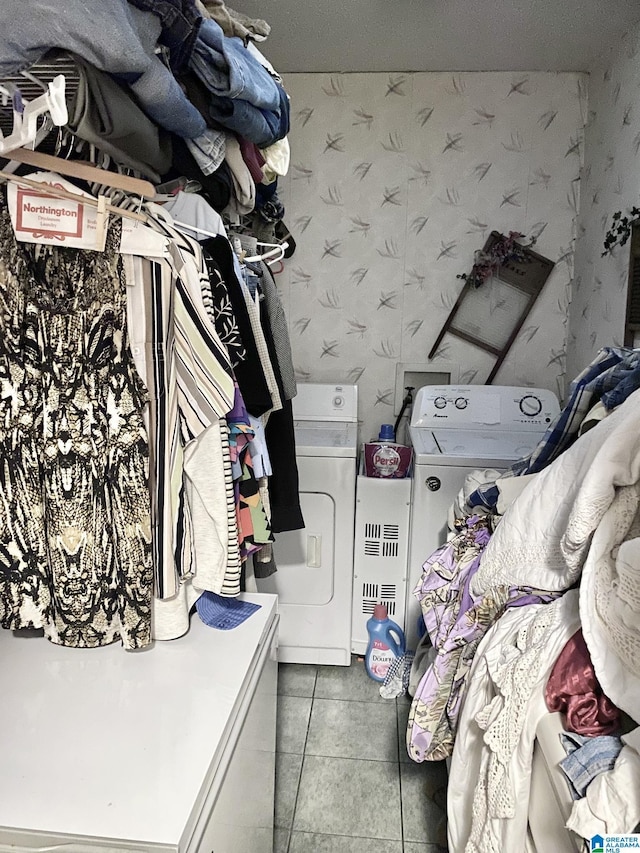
[333,395,344,407]
[426,476,441,492]
[519,394,542,417]
[455,397,468,409]
[434,396,447,409]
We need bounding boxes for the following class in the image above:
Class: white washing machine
[258,383,358,665]
[405,384,560,650]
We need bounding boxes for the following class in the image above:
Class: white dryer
[258,383,358,665]
[405,384,559,650]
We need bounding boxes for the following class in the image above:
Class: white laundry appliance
[258,383,358,665]
[405,384,559,650]
[0,593,279,853]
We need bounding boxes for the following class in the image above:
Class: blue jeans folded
[191,18,280,110]
[206,81,289,147]
[127,55,206,138]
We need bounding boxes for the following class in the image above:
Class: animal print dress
[0,196,153,648]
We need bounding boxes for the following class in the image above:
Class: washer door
[260,492,335,605]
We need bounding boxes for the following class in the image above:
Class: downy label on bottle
[369,639,395,679]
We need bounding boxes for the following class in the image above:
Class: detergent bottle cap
[378,424,395,441]
[373,603,388,620]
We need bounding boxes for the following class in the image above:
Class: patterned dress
[0,196,153,648]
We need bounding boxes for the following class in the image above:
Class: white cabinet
[0,593,278,853]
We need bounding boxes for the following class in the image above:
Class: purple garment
[407,515,559,762]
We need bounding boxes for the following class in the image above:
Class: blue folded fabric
[206,82,289,147]
[559,732,623,800]
[196,591,261,630]
[191,18,280,110]
[128,54,206,138]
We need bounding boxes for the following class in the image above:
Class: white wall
[277,72,585,440]
[568,21,640,380]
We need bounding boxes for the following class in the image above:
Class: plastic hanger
[3,147,156,198]
[168,218,288,262]
[170,219,224,240]
[0,74,67,154]
[244,242,288,263]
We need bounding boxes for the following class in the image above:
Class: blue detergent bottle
[365,604,406,682]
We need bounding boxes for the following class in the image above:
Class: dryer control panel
[292,383,359,423]
[410,385,560,431]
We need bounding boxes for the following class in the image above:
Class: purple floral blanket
[407,514,559,762]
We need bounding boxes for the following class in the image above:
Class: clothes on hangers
[0,0,301,643]
[162,190,227,239]
[0,193,153,649]
[203,235,272,415]
[243,263,303,532]
[153,195,301,555]
[259,259,296,400]
[241,265,282,414]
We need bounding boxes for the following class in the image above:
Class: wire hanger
[160,214,289,264]
[244,242,288,264]
[170,219,225,240]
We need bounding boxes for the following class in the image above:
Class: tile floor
[274,657,448,853]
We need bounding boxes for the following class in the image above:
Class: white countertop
[0,593,278,845]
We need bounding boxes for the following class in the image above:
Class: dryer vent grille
[361,581,397,617]
[361,523,400,557]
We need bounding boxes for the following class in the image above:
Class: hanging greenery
[457,231,536,289]
[602,207,640,256]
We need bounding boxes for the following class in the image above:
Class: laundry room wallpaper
[277,72,586,442]
[567,20,640,381]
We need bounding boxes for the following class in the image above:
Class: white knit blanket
[472,387,640,596]
[447,592,580,853]
[580,483,640,718]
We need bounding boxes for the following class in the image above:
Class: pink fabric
[545,629,620,736]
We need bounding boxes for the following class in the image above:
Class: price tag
[120,219,167,257]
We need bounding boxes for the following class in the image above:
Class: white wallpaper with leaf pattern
[276,72,585,441]
[568,21,640,380]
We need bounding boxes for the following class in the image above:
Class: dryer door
[259,492,335,605]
